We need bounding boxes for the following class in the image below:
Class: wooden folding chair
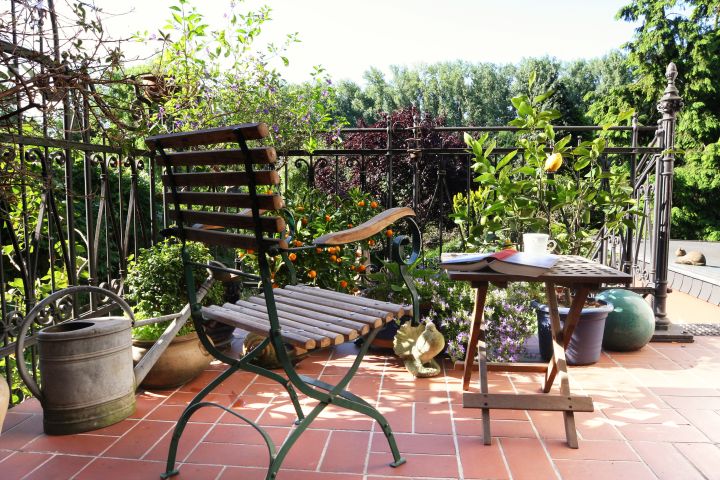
[146,123,420,480]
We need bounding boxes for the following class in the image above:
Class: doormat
[681,324,720,336]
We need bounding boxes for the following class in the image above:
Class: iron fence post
[653,63,683,326]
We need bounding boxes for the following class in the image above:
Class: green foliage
[140,0,344,151]
[236,186,385,292]
[125,239,223,340]
[452,79,638,256]
[594,0,720,239]
[420,275,541,363]
[333,56,632,127]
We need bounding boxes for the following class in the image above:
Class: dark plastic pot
[532,300,613,366]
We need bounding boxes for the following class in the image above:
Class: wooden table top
[445,255,633,286]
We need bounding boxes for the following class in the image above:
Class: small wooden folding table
[446,255,632,448]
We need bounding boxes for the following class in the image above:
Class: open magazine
[440,249,558,277]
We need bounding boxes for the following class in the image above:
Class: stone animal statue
[393,320,446,378]
[675,248,706,266]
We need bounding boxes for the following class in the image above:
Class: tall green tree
[598,0,720,239]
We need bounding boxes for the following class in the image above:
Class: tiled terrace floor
[2,334,720,480]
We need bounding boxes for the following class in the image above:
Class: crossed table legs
[461,281,595,448]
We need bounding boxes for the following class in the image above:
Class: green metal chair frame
[146,124,421,480]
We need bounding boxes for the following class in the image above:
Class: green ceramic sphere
[597,289,655,351]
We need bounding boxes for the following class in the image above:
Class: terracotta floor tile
[276,471,363,480]
[677,408,720,442]
[366,451,459,478]
[371,432,456,455]
[674,442,720,480]
[217,394,270,424]
[319,430,370,473]
[75,457,221,479]
[616,422,710,442]
[554,458,657,480]
[661,395,720,410]
[0,414,44,451]
[602,407,689,425]
[145,403,224,423]
[280,428,329,470]
[144,421,213,462]
[500,437,556,480]
[456,436,509,479]
[414,402,452,434]
[129,392,166,419]
[631,441,705,480]
[545,438,637,461]
[1,412,33,433]
[311,404,375,431]
[217,466,267,480]
[0,451,52,479]
[102,420,174,459]
[186,441,269,467]
[23,454,93,480]
[77,418,138,437]
[575,412,623,441]
[454,418,536,438]
[377,403,413,433]
[164,390,235,406]
[205,424,290,446]
[23,431,117,456]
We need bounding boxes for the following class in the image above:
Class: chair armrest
[313,207,416,246]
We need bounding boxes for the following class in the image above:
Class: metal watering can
[16,285,196,435]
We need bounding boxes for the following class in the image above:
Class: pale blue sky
[100,0,640,84]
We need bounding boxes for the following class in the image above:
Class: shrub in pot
[126,240,224,389]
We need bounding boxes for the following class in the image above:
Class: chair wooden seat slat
[162,170,280,187]
[182,227,288,250]
[220,301,346,345]
[285,285,409,316]
[168,210,285,233]
[268,294,384,327]
[155,147,277,166]
[147,122,417,480]
[202,305,317,349]
[272,287,394,322]
[146,123,269,148]
[245,297,370,334]
[174,192,284,210]
[234,300,360,339]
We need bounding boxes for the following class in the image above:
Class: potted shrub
[126,240,224,389]
[457,77,638,365]
[0,375,9,429]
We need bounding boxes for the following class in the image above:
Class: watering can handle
[15,286,135,401]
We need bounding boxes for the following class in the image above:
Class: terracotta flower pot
[132,332,212,389]
[0,375,9,432]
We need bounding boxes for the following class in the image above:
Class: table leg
[542,282,580,448]
[462,282,489,391]
[543,286,590,392]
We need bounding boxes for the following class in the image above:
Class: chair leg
[285,327,406,468]
[162,363,241,478]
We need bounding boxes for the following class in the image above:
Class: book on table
[440,249,559,277]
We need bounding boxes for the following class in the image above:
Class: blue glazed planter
[532,300,613,366]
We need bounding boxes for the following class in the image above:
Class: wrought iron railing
[0,64,682,406]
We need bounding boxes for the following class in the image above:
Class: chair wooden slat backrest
[146,123,287,251]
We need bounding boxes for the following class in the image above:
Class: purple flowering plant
[423,275,541,363]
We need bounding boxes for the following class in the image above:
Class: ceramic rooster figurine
[393,320,446,377]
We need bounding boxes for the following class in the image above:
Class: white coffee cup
[523,233,556,256]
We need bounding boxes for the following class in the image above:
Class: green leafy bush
[126,239,224,341]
